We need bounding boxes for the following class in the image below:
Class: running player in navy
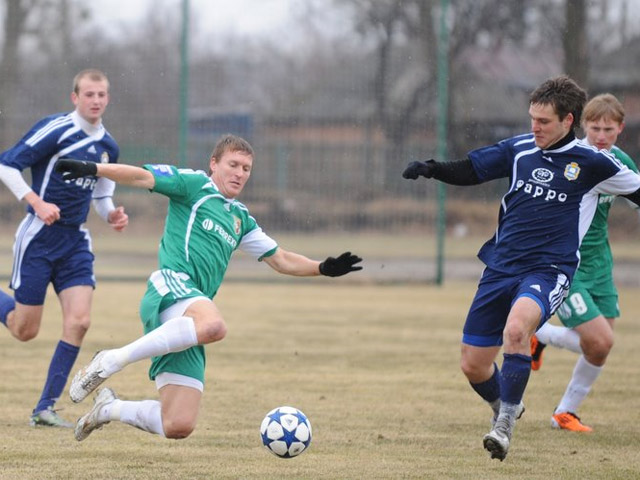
[0,69,129,428]
[402,76,640,461]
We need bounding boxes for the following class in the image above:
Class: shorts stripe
[149,270,171,296]
[548,272,569,315]
[163,269,191,296]
[80,226,93,253]
[149,269,193,298]
[11,214,44,289]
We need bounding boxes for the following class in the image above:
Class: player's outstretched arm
[263,249,362,277]
[402,158,482,186]
[55,159,155,190]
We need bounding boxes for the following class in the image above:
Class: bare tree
[564,0,589,86]
[0,0,30,146]
[340,0,534,164]
[0,0,96,146]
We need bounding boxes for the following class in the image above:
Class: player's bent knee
[199,320,227,344]
[163,418,196,439]
[459,346,497,383]
[67,318,91,338]
[583,335,614,360]
[596,335,614,355]
[460,357,484,381]
[502,325,527,348]
[12,324,39,342]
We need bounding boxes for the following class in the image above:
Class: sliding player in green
[55,134,362,441]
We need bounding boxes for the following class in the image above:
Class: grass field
[0,280,639,479]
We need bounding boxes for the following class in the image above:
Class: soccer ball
[260,406,312,458]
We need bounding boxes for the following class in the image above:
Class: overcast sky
[89,0,301,37]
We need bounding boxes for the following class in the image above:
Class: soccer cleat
[491,401,525,427]
[483,417,513,461]
[30,407,74,428]
[70,350,110,403]
[530,335,547,371]
[551,411,593,432]
[74,387,118,441]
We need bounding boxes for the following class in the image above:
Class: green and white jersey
[574,145,639,283]
[143,164,278,298]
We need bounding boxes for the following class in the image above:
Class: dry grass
[0,280,639,479]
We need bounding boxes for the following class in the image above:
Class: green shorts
[139,269,209,384]
[555,278,619,328]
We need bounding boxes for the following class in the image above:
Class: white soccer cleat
[74,387,118,442]
[483,417,513,461]
[70,350,110,403]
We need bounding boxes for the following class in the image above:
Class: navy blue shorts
[462,267,570,347]
[10,214,95,306]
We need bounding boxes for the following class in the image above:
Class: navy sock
[470,362,500,403]
[499,353,532,405]
[0,289,16,326]
[34,341,80,413]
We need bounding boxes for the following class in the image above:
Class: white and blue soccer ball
[260,406,312,458]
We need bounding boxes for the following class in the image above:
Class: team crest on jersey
[564,162,580,181]
[101,151,109,164]
[233,215,241,235]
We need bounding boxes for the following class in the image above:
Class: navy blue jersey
[0,111,119,226]
[469,133,640,279]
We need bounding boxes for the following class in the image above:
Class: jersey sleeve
[611,147,640,211]
[238,221,278,260]
[92,177,116,199]
[143,164,191,199]
[612,146,638,173]
[593,158,640,196]
[0,117,62,170]
[467,139,514,182]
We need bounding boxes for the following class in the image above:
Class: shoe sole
[30,420,74,428]
[483,436,508,461]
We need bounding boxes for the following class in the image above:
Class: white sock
[115,399,165,436]
[96,398,121,423]
[556,356,602,414]
[536,322,582,353]
[102,316,198,376]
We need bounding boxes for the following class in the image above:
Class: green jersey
[573,145,638,283]
[144,164,278,298]
[557,146,638,327]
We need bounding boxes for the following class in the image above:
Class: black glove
[54,159,98,181]
[402,159,436,180]
[319,251,363,277]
